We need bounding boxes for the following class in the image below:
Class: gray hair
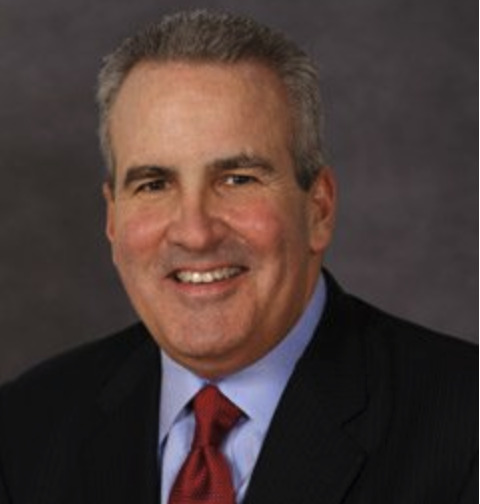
[97,9,326,189]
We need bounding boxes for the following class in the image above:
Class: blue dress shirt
[158,274,326,503]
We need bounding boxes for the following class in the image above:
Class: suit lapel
[79,328,160,504]
[244,274,370,504]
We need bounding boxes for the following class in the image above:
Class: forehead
[110,59,291,129]
[109,60,294,168]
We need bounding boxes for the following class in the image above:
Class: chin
[157,326,254,372]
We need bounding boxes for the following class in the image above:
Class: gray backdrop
[0,0,477,384]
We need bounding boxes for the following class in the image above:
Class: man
[0,10,477,504]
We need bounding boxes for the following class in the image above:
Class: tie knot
[192,385,242,448]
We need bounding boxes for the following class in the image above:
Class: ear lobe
[102,182,116,243]
[308,167,336,254]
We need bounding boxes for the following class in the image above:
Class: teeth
[175,267,242,284]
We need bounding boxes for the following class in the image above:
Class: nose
[165,190,226,252]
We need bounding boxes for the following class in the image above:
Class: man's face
[105,61,335,377]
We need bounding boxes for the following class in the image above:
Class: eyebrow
[122,165,173,190]
[209,153,275,174]
[121,153,276,190]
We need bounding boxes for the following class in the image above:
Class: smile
[174,266,244,284]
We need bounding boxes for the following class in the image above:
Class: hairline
[103,56,303,185]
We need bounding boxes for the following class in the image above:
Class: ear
[307,166,336,254]
[102,182,116,244]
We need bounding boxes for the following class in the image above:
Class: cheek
[227,198,300,258]
[112,208,166,264]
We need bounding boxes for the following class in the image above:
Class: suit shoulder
[348,294,478,396]
[358,295,476,358]
[0,323,151,414]
[0,324,158,501]
[324,272,477,372]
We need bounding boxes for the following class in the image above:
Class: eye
[223,174,257,186]
[134,178,168,194]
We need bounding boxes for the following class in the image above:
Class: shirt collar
[159,274,327,445]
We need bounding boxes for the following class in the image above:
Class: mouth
[171,266,246,285]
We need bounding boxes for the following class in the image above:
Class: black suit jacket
[0,275,477,503]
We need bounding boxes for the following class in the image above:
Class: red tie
[168,385,242,504]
